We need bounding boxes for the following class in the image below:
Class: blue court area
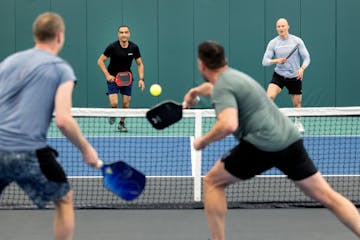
[48,136,360,177]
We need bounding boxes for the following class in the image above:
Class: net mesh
[1,107,360,209]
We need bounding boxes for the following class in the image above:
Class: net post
[192,110,203,202]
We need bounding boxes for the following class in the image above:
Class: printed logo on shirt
[128,53,133,56]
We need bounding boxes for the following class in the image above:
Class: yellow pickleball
[150,84,162,96]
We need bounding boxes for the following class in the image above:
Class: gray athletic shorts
[0,146,70,208]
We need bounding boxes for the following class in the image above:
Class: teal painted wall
[1,0,359,108]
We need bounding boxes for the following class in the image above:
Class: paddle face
[115,72,132,86]
[102,161,146,201]
[146,100,183,129]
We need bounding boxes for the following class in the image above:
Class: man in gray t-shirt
[212,68,300,152]
[183,40,360,240]
[0,12,101,240]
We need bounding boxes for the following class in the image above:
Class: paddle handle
[97,159,104,169]
[182,96,200,107]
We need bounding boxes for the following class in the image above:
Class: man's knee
[204,166,231,190]
[56,190,74,205]
[122,96,131,108]
[204,173,216,188]
[108,94,119,108]
[291,95,302,108]
[122,101,130,108]
[110,101,118,108]
[267,85,281,100]
[267,94,276,101]
[293,103,301,108]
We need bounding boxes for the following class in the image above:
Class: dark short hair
[198,40,227,69]
[118,25,130,31]
[33,12,64,42]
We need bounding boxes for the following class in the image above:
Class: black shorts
[220,139,318,181]
[271,72,302,95]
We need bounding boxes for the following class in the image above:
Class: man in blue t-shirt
[262,18,310,133]
[97,25,145,132]
[0,12,101,240]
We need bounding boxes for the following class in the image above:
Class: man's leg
[53,190,75,240]
[118,95,131,131]
[290,94,304,132]
[266,83,282,101]
[290,94,302,108]
[120,95,131,123]
[295,172,360,237]
[108,94,118,125]
[204,160,240,240]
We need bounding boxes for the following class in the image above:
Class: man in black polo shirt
[97,25,145,132]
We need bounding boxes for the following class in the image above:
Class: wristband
[139,79,144,82]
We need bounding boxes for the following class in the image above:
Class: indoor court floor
[0,208,356,240]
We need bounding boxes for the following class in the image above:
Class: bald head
[276,18,289,26]
[276,18,289,38]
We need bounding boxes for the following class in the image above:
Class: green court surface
[47,115,360,137]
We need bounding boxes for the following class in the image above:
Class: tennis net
[1,106,360,209]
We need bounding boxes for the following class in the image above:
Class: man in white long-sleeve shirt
[262,18,310,133]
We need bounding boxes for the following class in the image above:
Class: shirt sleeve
[262,40,275,66]
[56,62,77,86]
[133,44,141,60]
[298,39,310,67]
[103,43,114,57]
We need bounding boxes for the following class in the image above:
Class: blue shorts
[107,82,132,96]
[0,146,70,208]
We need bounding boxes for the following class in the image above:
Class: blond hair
[33,12,65,42]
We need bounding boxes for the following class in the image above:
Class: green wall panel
[336,0,360,106]
[158,0,194,103]
[301,0,336,107]
[52,0,87,107]
[87,0,124,107]
[0,0,359,107]
[15,0,50,51]
[123,0,159,107]
[0,0,15,60]
[194,0,229,108]
[229,0,265,87]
